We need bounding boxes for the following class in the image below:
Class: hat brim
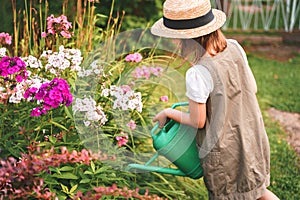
[151,9,226,39]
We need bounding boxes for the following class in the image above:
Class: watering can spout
[127,163,186,176]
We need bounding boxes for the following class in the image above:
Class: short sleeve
[186,65,213,103]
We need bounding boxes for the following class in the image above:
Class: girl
[151,0,280,199]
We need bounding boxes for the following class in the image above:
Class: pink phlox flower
[132,67,143,79]
[160,95,168,102]
[41,32,47,38]
[132,65,163,79]
[44,14,73,39]
[116,131,128,147]
[127,120,136,130]
[125,52,142,62]
[0,32,12,45]
[120,85,131,93]
[60,31,71,39]
[150,66,163,76]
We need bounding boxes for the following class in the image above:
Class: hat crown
[163,0,212,20]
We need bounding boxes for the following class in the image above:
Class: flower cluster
[24,77,73,116]
[116,131,129,147]
[0,32,12,46]
[132,65,163,79]
[125,52,143,62]
[72,96,108,127]
[39,45,82,76]
[101,85,143,112]
[7,82,27,104]
[0,56,28,104]
[22,55,43,69]
[42,14,73,38]
[77,60,106,77]
[73,183,167,200]
[0,56,28,82]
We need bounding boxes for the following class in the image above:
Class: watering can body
[128,102,203,179]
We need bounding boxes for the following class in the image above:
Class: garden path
[228,33,300,156]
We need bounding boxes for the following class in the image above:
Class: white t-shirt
[185,39,251,103]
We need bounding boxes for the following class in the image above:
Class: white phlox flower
[9,83,27,104]
[0,48,6,57]
[22,55,42,69]
[72,96,107,126]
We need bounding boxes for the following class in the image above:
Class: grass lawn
[249,53,300,199]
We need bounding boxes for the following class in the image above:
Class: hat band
[163,9,214,30]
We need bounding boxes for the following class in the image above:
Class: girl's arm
[153,99,206,129]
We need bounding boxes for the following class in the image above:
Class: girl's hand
[153,108,170,128]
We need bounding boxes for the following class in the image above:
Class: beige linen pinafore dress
[196,40,270,200]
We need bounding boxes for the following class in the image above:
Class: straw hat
[151,0,226,39]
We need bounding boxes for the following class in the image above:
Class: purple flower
[24,78,73,116]
[0,56,27,83]
[15,75,23,82]
[31,107,43,117]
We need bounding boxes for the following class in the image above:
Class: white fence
[212,0,300,32]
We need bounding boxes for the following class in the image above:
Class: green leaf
[48,135,57,144]
[60,184,69,193]
[83,170,93,175]
[49,120,68,131]
[59,166,74,172]
[94,165,112,175]
[90,160,95,173]
[52,172,78,180]
[70,184,78,193]
[37,141,52,147]
[64,106,74,120]
[79,178,91,184]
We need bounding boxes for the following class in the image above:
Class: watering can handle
[151,102,189,138]
[171,101,189,109]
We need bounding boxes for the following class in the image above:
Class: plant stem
[24,0,32,55]
[11,0,18,56]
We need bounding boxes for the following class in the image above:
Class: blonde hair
[180,29,227,63]
[193,29,227,56]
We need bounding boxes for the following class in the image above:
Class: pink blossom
[120,85,131,93]
[116,131,128,147]
[60,30,71,38]
[127,120,136,130]
[160,95,168,102]
[0,32,12,45]
[43,14,73,39]
[125,52,142,62]
[132,65,164,79]
[41,32,47,38]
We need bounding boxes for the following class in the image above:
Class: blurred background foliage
[0,0,163,34]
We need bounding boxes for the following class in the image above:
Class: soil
[228,33,300,156]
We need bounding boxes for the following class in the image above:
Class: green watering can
[127,102,203,179]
